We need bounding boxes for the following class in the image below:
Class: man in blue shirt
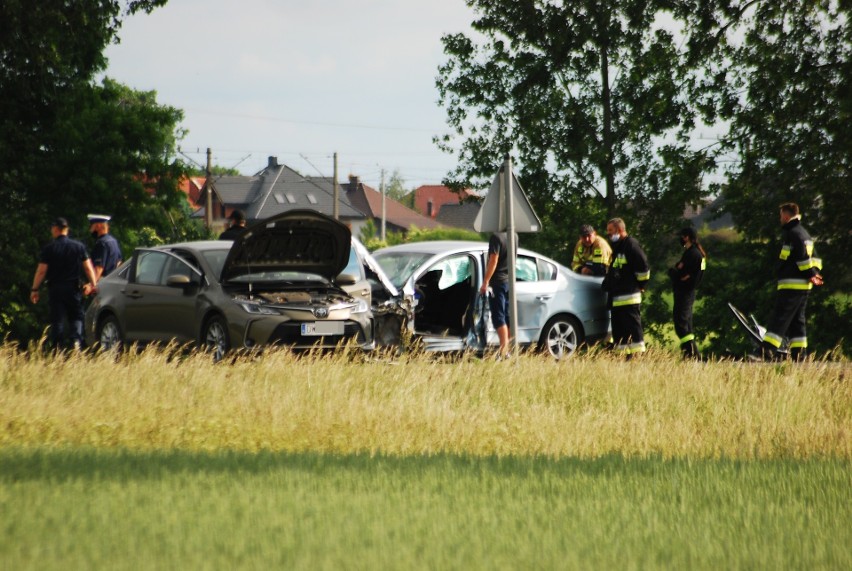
[30,217,98,349]
[87,213,122,283]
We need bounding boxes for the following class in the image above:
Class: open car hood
[351,238,399,298]
[221,210,351,283]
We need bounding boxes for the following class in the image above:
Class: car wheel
[538,315,583,359]
[97,314,123,352]
[202,315,230,362]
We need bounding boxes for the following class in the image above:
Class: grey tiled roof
[209,164,365,222]
[435,201,482,231]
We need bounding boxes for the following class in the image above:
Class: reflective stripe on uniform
[762,331,784,348]
[612,292,642,307]
[796,258,820,271]
[779,245,791,260]
[700,258,707,270]
[635,270,650,281]
[614,341,646,354]
[592,248,604,263]
[789,337,807,349]
[613,253,627,268]
[777,279,812,291]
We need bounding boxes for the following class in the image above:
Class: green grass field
[1,346,850,569]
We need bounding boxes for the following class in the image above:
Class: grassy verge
[1,345,849,569]
[1,448,849,570]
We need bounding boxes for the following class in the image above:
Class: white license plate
[301,321,344,336]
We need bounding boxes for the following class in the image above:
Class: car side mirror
[166,274,193,288]
[336,273,359,286]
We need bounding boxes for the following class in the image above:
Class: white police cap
[87,214,112,224]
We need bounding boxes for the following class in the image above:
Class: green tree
[683,0,852,356]
[0,0,200,344]
[384,169,415,209]
[436,0,715,269]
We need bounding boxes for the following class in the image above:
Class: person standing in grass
[757,202,823,361]
[479,231,511,358]
[30,217,98,350]
[602,217,650,357]
[669,227,706,359]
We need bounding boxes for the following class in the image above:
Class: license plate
[301,321,344,336]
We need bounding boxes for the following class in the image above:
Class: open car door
[727,302,789,356]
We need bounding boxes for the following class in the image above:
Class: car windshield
[372,252,433,287]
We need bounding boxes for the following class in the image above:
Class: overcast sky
[103,0,477,190]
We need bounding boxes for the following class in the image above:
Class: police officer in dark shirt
[30,217,98,349]
[219,209,247,240]
[88,213,122,282]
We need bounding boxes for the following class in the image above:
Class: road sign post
[473,154,542,354]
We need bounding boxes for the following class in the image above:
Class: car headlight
[236,301,280,315]
[351,298,370,314]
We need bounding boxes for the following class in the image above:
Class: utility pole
[380,168,386,242]
[333,152,339,220]
[205,147,213,229]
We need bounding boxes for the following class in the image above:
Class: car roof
[374,240,488,255]
[373,239,548,261]
[153,240,231,252]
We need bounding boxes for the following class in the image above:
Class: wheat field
[1,344,848,459]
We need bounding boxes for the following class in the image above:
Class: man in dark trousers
[669,227,706,358]
[30,217,98,349]
[602,217,650,357]
[219,209,247,240]
[479,232,511,358]
[87,213,122,283]
[758,202,823,361]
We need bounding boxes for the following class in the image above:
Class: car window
[201,249,230,279]
[537,259,557,281]
[135,251,168,285]
[161,255,197,284]
[432,255,473,290]
[516,256,538,282]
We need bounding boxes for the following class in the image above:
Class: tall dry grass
[0,344,848,458]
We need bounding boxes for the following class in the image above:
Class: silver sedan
[372,241,609,358]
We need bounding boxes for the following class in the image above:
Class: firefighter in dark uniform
[759,202,823,360]
[602,217,650,356]
[30,217,98,349]
[87,213,122,282]
[668,227,706,358]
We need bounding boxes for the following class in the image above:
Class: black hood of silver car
[221,210,351,282]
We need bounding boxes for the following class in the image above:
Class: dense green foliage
[0,1,207,343]
[361,224,483,251]
[437,1,851,356]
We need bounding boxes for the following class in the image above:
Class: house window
[286,193,296,204]
[274,192,285,204]
[307,194,318,204]
[427,200,433,217]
